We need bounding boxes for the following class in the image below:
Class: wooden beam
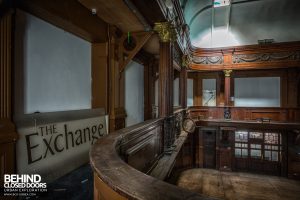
[18,0,108,43]
[119,31,153,72]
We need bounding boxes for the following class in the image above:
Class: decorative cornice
[224,70,233,77]
[154,21,177,42]
[192,55,223,65]
[233,51,300,63]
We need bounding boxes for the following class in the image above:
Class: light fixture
[91,8,97,15]
[214,0,231,8]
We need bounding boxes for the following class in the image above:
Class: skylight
[214,0,231,8]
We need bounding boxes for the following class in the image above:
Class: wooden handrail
[90,118,214,200]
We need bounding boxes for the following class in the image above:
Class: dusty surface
[175,169,300,200]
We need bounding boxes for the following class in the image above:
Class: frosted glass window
[173,77,180,106]
[125,61,144,127]
[202,79,216,106]
[234,77,280,107]
[187,79,194,106]
[15,11,91,114]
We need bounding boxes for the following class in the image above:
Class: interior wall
[14,10,91,114]
[125,61,144,127]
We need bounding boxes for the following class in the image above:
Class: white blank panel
[16,11,91,114]
[234,77,280,107]
[187,79,194,106]
[125,61,144,127]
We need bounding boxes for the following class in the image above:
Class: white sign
[16,116,107,182]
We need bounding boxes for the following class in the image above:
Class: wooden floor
[175,169,300,200]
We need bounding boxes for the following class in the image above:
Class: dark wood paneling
[124,126,162,173]
[0,12,18,187]
[189,106,300,122]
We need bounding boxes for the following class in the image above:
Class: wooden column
[158,41,173,117]
[180,67,187,108]
[154,21,177,149]
[223,70,232,106]
[0,11,18,186]
[108,26,126,131]
[92,43,108,113]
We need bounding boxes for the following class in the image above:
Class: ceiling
[78,0,145,32]
[181,0,300,48]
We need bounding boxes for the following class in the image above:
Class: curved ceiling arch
[182,0,300,48]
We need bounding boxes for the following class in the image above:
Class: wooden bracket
[119,31,153,73]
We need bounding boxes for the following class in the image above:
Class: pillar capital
[154,22,177,43]
[223,69,233,77]
[182,54,190,69]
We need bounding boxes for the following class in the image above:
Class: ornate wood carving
[192,55,223,65]
[233,51,300,63]
[154,21,177,43]
[190,42,300,71]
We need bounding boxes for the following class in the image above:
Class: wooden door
[203,130,216,168]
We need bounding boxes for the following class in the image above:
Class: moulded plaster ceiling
[182,0,300,48]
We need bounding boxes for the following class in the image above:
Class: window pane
[264,151,271,161]
[250,132,263,139]
[251,149,261,158]
[235,149,241,157]
[242,149,248,157]
[235,143,241,147]
[272,146,278,150]
[234,77,280,107]
[202,79,216,106]
[235,131,248,142]
[265,145,271,150]
[265,133,279,144]
[272,152,278,161]
[250,144,261,149]
[187,79,193,106]
[242,143,248,148]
